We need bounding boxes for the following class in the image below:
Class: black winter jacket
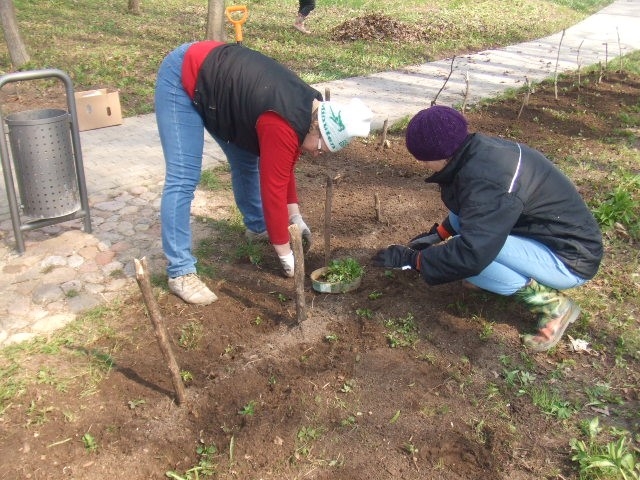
[419,133,603,285]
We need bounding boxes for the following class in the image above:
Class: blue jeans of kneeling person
[446,213,587,295]
[155,43,266,278]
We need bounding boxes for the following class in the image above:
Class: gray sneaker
[168,273,218,305]
[245,229,270,243]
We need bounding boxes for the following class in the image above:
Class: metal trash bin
[0,68,91,254]
[5,108,80,219]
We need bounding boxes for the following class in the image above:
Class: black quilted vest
[192,44,323,155]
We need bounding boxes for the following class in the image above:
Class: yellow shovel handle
[225,5,248,44]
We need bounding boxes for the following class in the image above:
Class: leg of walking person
[294,0,315,33]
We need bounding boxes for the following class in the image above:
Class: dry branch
[553,29,565,100]
[134,257,186,406]
[432,55,456,106]
[461,71,470,113]
[288,224,306,324]
[617,27,622,72]
[576,39,584,91]
[517,77,531,120]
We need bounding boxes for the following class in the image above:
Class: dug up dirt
[0,67,639,479]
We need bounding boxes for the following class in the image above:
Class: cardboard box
[74,89,123,131]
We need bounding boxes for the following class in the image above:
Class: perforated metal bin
[0,69,91,254]
[6,108,80,218]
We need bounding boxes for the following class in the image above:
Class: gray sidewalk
[0,0,639,345]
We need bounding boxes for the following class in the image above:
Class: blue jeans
[155,43,266,277]
[447,213,587,295]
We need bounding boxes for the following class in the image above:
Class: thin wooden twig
[576,39,584,91]
[617,27,622,72]
[431,55,456,106]
[517,76,530,120]
[134,257,186,406]
[324,87,330,102]
[461,71,470,113]
[553,29,566,100]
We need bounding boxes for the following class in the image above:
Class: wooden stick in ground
[377,118,389,150]
[134,257,186,406]
[324,174,334,266]
[288,224,306,324]
[325,87,331,101]
[374,192,382,222]
[517,76,531,120]
[553,29,565,100]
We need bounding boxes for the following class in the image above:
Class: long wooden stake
[377,118,389,150]
[134,257,186,405]
[374,192,382,222]
[324,175,334,267]
[288,224,306,324]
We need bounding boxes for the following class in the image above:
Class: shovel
[225,5,249,45]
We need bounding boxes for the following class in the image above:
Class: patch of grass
[384,313,419,348]
[199,165,231,192]
[529,385,576,420]
[178,321,204,350]
[592,172,640,239]
[166,442,218,479]
[570,418,639,480]
[238,400,256,416]
[234,242,264,265]
[0,303,124,419]
[82,433,98,453]
[3,0,607,116]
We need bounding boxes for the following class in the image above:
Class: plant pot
[310,267,362,294]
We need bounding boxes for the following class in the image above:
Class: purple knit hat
[405,105,468,161]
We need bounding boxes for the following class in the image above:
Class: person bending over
[156,41,372,305]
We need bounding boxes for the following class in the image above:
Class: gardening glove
[372,245,420,271]
[408,219,456,251]
[289,213,312,253]
[279,251,295,278]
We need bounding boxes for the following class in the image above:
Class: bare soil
[1,69,639,479]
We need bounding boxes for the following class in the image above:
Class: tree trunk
[127,0,141,15]
[0,0,29,68]
[206,0,226,41]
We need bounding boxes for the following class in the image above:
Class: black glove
[408,223,442,250]
[372,245,419,270]
[409,217,459,250]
